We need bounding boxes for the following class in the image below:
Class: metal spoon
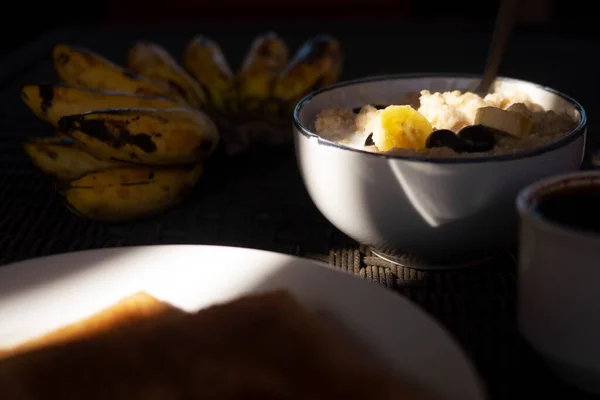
[476,0,519,94]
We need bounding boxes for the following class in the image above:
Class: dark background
[4,0,597,56]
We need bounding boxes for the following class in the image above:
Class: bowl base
[369,248,494,270]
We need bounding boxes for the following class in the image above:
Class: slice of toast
[0,292,184,360]
[0,290,434,399]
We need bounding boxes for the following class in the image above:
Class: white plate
[0,245,486,400]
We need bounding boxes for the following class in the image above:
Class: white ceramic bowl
[293,75,587,266]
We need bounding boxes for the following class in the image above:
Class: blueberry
[457,125,495,152]
[426,129,465,152]
[364,133,374,146]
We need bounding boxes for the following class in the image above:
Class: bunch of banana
[20,33,343,220]
[21,45,221,222]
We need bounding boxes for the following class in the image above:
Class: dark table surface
[0,24,598,399]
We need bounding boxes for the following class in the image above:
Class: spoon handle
[477,0,519,94]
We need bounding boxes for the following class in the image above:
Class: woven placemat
[0,26,598,399]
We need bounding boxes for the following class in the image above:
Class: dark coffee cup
[516,171,600,394]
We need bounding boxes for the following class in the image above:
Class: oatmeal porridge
[314,90,578,157]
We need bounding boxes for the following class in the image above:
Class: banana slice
[474,106,532,139]
[373,106,433,151]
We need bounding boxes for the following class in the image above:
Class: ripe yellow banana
[62,163,203,222]
[127,41,207,109]
[58,108,219,165]
[236,32,289,113]
[20,83,179,127]
[273,35,342,112]
[183,35,236,113]
[53,44,185,103]
[24,137,122,182]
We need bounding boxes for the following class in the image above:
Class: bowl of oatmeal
[293,74,587,266]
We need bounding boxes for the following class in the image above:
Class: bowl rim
[293,73,587,164]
